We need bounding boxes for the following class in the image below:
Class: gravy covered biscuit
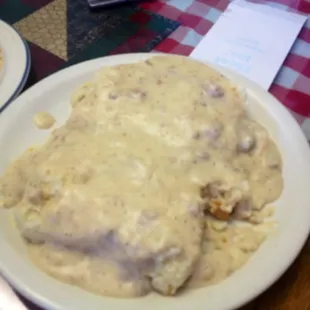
[0,56,283,297]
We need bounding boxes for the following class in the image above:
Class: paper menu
[190,0,307,89]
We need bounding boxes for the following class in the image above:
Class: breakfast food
[0,55,283,297]
[33,112,56,129]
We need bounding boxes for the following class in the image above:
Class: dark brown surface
[241,237,310,310]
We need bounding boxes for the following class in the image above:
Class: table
[1,0,310,309]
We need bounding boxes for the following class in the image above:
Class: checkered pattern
[0,0,180,83]
[140,0,310,141]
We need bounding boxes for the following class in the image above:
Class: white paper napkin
[0,276,28,310]
[190,0,307,89]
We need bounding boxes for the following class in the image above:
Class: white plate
[0,53,310,310]
[0,19,31,111]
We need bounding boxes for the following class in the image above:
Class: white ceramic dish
[0,19,31,111]
[0,53,310,310]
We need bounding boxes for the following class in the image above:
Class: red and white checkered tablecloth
[141,0,310,140]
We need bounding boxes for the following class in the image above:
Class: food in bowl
[33,112,56,130]
[0,55,283,297]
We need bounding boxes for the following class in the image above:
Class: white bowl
[0,19,31,110]
[0,53,310,310]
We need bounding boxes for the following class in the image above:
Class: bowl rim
[0,53,310,310]
[0,19,31,112]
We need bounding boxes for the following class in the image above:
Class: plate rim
[0,19,31,112]
[0,53,310,310]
